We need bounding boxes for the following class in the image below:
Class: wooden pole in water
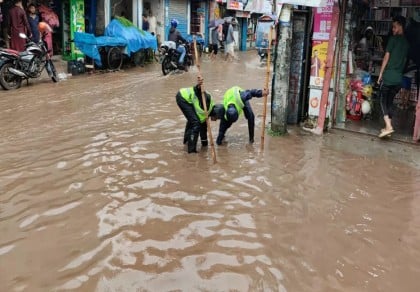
[260,26,273,152]
[193,38,217,164]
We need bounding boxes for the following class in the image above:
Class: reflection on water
[0,52,420,291]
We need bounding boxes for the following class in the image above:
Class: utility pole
[337,0,351,124]
[271,4,293,134]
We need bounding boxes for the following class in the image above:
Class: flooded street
[1,52,420,291]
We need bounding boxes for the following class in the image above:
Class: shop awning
[244,0,328,14]
[244,0,273,13]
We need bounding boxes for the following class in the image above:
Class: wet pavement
[1,52,420,291]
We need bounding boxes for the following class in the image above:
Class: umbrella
[209,19,224,28]
[38,5,60,28]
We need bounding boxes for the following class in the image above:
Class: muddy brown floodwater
[0,52,420,292]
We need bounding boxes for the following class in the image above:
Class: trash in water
[58,73,69,80]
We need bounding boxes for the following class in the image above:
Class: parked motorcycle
[160,41,193,76]
[256,14,276,65]
[258,41,274,64]
[0,32,58,90]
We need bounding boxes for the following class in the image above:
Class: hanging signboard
[70,0,85,60]
[308,89,334,117]
[309,40,328,87]
[312,0,334,40]
[227,0,244,10]
[236,11,251,18]
[245,0,273,14]
[277,0,328,7]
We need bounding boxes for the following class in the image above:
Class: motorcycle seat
[1,48,19,56]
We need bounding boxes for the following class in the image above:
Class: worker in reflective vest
[216,86,269,145]
[176,77,223,153]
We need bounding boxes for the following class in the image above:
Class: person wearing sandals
[377,16,409,138]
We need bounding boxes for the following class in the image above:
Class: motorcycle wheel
[186,55,193,67]
[161,56,172,76]
[0,63,22,90]
[107,47,123,71]
[197,43,203,57]
[47,60,58,83]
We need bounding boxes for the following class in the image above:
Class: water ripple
[0,53,419,292]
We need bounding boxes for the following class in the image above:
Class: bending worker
[176,77,222,153]
[216,86,269,145]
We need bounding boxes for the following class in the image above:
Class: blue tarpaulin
[105,19,157,55]
[74,18,157,67]
[185,35,205,45]
[74,32,127,66]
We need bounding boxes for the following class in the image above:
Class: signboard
[227,0,244,10]
[308,89,334,117]
[309,40,328,87]
[236,11,251,18]
[312,0,334,40]
[245,0,273,14]
[277,0,328,7]
[70,0,85,59]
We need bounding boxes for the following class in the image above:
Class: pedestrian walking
[223,18,236,62]
[377,16,410,138]
[216,86,269,145]
[176,77,221,153]
[8,0,31,52]
[209,25,220,61]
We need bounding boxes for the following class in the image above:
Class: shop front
[334,0,420,142]
[190,0,208,38]
[164,0,189,40]
[300,0,419,142]
[62,0,86,60]
[60,0,165,61]
[243,0,273,50]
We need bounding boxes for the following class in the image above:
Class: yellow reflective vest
[223,86,244,118]
[180,87,214,123]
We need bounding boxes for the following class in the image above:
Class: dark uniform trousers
[176,93,208,153]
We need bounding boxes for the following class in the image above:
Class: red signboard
[312,0,334,40]
[227,0,244,10]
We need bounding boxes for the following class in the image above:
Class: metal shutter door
[168,0,188,37]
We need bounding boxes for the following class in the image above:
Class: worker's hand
[377,74,382,85]
[263,88,269,96]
